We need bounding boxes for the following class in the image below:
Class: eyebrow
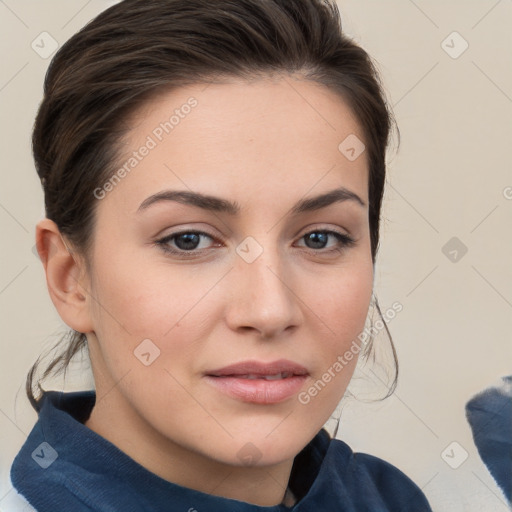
[136,186,366,215]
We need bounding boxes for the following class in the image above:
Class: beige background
[1,1,511,511]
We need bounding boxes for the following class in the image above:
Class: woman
[10,0,432,510]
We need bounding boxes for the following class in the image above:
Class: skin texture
[36,75,374,507]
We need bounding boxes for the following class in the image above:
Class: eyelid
[295,223,352,239]
[154,225,222,242]
[156,224,351,244]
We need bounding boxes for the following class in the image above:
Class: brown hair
[28,0,399,410]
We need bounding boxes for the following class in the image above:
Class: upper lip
[205,359,309,377]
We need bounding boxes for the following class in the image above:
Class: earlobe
[35,218,94,334]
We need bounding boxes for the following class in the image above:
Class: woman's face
[83,76,373,467]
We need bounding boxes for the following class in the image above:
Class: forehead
[100,76,369,214]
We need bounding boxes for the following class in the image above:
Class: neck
[84,385,295,507]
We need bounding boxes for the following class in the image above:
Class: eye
[155,230,219,256]
[154,228,356,258]
[296,229,356,254]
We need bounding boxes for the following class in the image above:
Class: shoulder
[325,436,433,511]
[9,391,98,512]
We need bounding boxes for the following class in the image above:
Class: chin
[209,421,320,467]
[210,440,303,468]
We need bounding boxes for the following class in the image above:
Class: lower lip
[203,375,308,404]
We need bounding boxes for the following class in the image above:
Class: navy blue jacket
[466,375,512,504]
[11,391,433,511]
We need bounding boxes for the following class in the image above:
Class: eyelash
[154,229,356,258]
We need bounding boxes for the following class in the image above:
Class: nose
[224,242,303,339]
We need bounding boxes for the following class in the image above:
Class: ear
[35,218,94,334]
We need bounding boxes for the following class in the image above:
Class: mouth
[205,359,309,377]
[220,372,299,380]
[204,359,309,404]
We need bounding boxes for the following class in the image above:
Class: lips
[205,359,309,378]
[204,359,309,404]
[230,373,293,380]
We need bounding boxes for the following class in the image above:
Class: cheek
[307,259,374,346]
[90,251,195,333]
[296,264,373,425]
[88,251,221,377]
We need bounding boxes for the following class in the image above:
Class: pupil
[306,232,327,249]
[176,233,200,250]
